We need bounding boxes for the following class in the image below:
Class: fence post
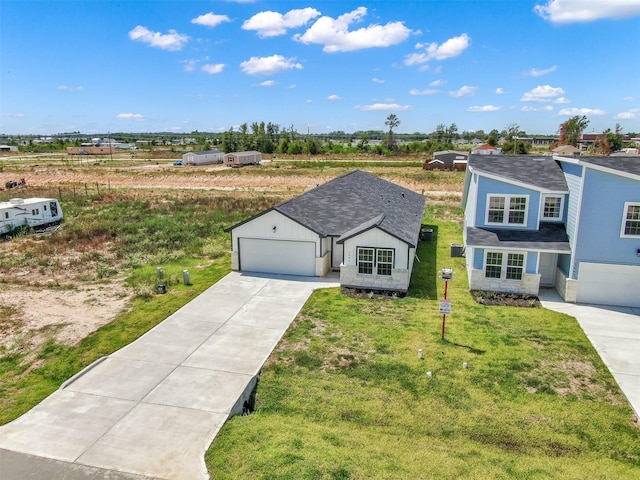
[96,182,100,195]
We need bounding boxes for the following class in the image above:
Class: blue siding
[558,253,571,275]
[574,169,640,268]
[473,247,484,270]
[560,161,583,245]
[526,252,538,274]
[474,177,541,229]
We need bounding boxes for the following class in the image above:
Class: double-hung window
[357,248,374,274]
[357,247,394,276]
[621,202,640,237]
[485,251,525,281]
[542,195,563,221]
[486,195,528,226]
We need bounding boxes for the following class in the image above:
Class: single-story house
[423,150,468,170]
[471,144,502,155]
[225,170,426,293]
[552,145,580,156]
[182,149,224,165]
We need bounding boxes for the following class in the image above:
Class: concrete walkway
[539,289,640,417]
[0,272,339,480]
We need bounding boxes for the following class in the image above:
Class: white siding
[342,228,410,269]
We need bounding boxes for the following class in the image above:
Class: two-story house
[462,154,640,308]
[462,155,571,296]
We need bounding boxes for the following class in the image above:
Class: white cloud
[429,79,446,87]
[243,8,320,38]
[117,113,144,120]
[294,7,412,52]
[202,63,225,74]
[328,94,342,100]
[409,88,439,95]
[404,33,470,66]
[558,107,606,116]
[521,105,554,112]
[240,55,303,75]
[57,85,83,91]
[259,80,276,87]
[467,105,501,112]
[372,78,385,84]
[526,65,557,77]
[521,85,565,102]
[191,12,231,28]
[355,103,411,111]
[615,109,640,119]
[534,0,640,24]
[624,96,634,101]
[495,87,506,94]
[449,85,478,98]
[128,25,189,51]
[1,112,25,118]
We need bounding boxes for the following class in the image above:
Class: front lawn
[206,209,640,479]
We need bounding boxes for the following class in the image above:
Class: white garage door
[239,238,316,276]
[577,263,640,307]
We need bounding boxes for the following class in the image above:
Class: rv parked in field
[0,198,63,235]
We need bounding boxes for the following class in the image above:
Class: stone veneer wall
[469,269,540,295]
[555,267,577,302]
[316,252,331,276]
[340,266,409,292]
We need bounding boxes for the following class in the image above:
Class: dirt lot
[0,159,461,358]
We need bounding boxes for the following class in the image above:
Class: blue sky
[2,0,640,136]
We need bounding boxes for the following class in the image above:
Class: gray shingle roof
[466,223,571,252]
[468,155,568,191]
[229,170,426,247]
[575,156,640,177]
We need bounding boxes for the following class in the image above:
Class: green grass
[205,214,640,479]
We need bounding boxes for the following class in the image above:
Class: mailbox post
[439,268,453,340]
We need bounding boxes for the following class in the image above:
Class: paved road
[0,272,339,480]
[539,289,640,417]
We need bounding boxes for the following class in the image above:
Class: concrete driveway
[0,272,339,480]
[539,290,640,417]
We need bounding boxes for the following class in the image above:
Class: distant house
[423,150,468,170]
[0,145,18,152]
[462,154,640,308]
[223,151,261,167]
[225,170,426,293]
[182,149,224,165]
[552,145,580,156]
[471,144,502,155]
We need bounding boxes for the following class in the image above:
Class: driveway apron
[539,289,640,417]
[0,272,339,480]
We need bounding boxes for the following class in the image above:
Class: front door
[539,253,557,286]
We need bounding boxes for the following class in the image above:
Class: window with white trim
[377,249,394,276]
[542,195,563,220]
[484,251,525,281]
[486,195,528,225]
[357,248,374,274]
[357,247,394,276]
[621,202,640,237]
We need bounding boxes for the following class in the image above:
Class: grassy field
[0,163,638,478]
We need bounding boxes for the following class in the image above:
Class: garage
[577,263,640,307]
[239,238,316,276]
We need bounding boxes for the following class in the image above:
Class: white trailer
[223,151,262,167]
[182,149,224,165]
[0,197,63,235]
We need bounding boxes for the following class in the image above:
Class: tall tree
[559,115,589,146]
[384,114,400,150]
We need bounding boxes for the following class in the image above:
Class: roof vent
[9,198,24,205]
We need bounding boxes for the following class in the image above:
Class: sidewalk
[0,272,339,480]
[539,289,640,417]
